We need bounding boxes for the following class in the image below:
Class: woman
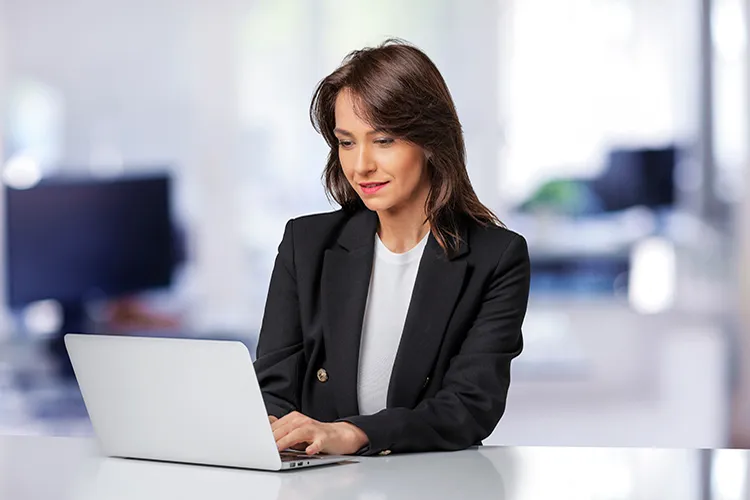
[254,39,530,457]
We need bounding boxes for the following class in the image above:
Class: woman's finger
[273,420,298,442]
[272,415,310,442]
[276,425,316,452]
[271,411,306,432]
[305,439,323,456]
[270,411,297,431]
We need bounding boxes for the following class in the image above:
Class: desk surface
[0,435,745,499]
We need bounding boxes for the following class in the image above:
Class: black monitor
[593,146,677,212]
[4,173,175,331]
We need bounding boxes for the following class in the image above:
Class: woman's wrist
[335,421,369,451]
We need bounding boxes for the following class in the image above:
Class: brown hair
[310,38,502,258]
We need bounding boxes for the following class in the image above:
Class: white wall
[731,0,750,446]
[0,0,10,339]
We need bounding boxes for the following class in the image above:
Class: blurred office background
[0,0,749,452]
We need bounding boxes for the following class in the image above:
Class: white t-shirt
[357,231,429,416]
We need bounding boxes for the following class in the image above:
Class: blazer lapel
[321,209,377,418]
[387,227,469,409]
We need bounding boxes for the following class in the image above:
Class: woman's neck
[376,209,431,254]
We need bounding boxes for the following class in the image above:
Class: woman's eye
[338,140,353,148]
[375,138,394,146]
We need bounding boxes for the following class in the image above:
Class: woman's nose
[353,146,376,175]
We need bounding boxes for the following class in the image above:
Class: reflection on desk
[0,435,746,499]
[72,451,502,500]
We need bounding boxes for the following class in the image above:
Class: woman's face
[334,90,430,217]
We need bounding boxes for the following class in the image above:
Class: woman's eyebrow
[333,128,385,137]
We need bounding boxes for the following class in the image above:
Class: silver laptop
[64,333,353,471]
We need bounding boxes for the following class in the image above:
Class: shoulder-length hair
[310,39,502,258]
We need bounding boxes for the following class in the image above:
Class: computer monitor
[593,146,677,212]
[4,173,175,332]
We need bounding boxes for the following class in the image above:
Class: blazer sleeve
[342,233,531,455]
[253,219,305,419]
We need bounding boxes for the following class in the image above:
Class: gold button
[378,449,392,456]
[317,368,328,383]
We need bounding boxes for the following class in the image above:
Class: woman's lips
[360,182,389,194]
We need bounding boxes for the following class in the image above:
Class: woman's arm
[254,219,305,418]
[342,234,531,455]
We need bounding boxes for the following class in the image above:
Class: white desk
[0,435,744,499]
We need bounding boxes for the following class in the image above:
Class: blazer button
[378,450,392,456]
[317,368,329,383]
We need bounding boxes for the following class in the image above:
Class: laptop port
[290,463,296,468]
[297,462,303,466]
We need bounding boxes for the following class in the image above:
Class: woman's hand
[271,411,369,455]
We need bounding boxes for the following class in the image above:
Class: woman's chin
[360,199,391,213]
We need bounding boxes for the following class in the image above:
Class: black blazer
[254,208,530,455]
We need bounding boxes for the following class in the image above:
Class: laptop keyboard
[280,450,323,462]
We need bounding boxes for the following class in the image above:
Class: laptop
[64,333,353,471]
